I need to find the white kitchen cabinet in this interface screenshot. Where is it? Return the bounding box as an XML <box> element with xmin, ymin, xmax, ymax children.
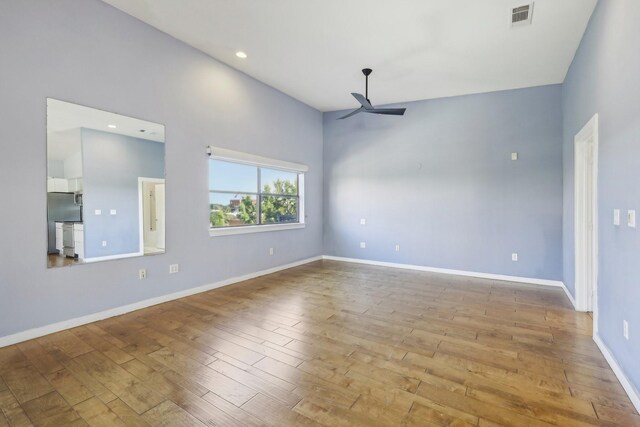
<box><xmin>73</xmin><ymin>223</ymin><xmax>84</xmax><ymax>259</ymax></box>
<box><xmin>54</xmin><ymin>222</ymin><xmax>84</xmax><ymax>259</ymax></box>
<box><xmin>68</xmin><ymin>178</ymin><xmax>83</xmax><ymax>193</ymax></box>
<box><xmin>54</xmin><ymin>178</ymin><xmax>68</xmax><ymax>192</ymax></box>
<box><xmin>55</xmin><ymin>222</ymin><xmax>63</xmax><ymax>253</ymax></box>
<box><xmin>47</xmin><ymin>178</ymin><xmax>69</xmax><ymax>192</ymax></box>
<box><xmin>47</xmin><ymin>177</ymin><xmax>83</xmax><ymax>193</ymax></box>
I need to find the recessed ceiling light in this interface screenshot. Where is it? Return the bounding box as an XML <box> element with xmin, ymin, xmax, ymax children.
<box><xmin>235</xmin><ymin>51</ymin><xmax>247</xmax><ymax>59</ymax></box>
<box><xmin>107</xmin><ymin>124</ymin><xmax>117</xmax><ymax>129</ymax></box>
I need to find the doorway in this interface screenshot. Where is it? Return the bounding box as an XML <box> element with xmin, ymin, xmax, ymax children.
<box><xmin>138</xmin><ymin>177</ymin><xmax>166</xmax><ymax>255</ymax></box>
<box><xmin>574</xmin><ymin>114</ymin><xmax>598</xmax><ymax>326</ymax></box>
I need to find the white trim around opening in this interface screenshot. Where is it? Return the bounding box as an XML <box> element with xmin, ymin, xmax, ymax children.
<box><xmin>573</xmin><ymin>113</ymin><xmax>599</xmax><ymax>331</ymax></box>
<box><xmin>138</xmin><ymin>177</ymin><xmax>166</xmax><ymax>255</ymax></box>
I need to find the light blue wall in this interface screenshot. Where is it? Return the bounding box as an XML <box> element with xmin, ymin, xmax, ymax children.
<box><xmin>81</xmin><ymin>129</ymin><xmax>165</xmax><ymax>258</ymax></box>
<box><xmin>563</xmin><ymin>0</ymin><xmax>640</xmax><ymax>393</ymax></box>
<box><xmin>323</xmin><ymin>85</ymin><xmax>563</xmax><ymax>280</ymax></box>
<box><xmin>0</xmin><ymin>0</ymin><xmax>323</xmax><ymax>338</ymax></box>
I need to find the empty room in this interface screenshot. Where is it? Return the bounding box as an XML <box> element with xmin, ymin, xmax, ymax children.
<box><xmin>1</xmin><ymin>0</ymin><xmax>639</xmax><ymax>425</ymax></box>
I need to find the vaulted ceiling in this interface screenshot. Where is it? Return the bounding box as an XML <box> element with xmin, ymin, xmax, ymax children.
<box><xmin>101</xmin><ymin>0</ymin><xmax>597</xmax><ymax>111</ymax></box>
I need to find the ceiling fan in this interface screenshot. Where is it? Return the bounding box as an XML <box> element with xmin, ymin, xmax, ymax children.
<box><xmin>338</xmin><ymin>68</ymin><xmax>406</xmax><ymax>120</ymax></box>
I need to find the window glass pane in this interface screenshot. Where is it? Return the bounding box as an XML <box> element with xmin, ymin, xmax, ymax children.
<box><xmin>209</xmin><ymin>160</ymin><xmax>257</xmax><ymax>193</ymax></box>
<box><xmin>210</xmin><ymin>193</ymin><xmax>257</xmax><ymax>227</ymax></box>
<box><xmin>260</xmin><ymin>168</ymin><xmax>298</xmax><ymax>195</ymax></box>
<box><xmin>261</xmin><ymin>195</ymin><xmax>298</xmax><ymax>224</ymax></box>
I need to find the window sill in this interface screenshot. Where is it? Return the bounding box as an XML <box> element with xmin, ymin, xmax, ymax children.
<box><xmin>209</xmin><ymin>223</ymin><xmax>305</xmax><ymax>237</ymax></box>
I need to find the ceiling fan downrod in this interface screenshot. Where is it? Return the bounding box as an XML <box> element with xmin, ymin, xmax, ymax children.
<box><xmin>337</xmin><ymin>67</ymin><xmax>406</xmax><ymax>119</ymax></box>
<box><xmin>362</xmin><ymin>68</ymin><xmax>372</xmax><ymax>102</ymax></box>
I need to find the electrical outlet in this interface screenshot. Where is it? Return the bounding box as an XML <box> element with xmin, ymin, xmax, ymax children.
<box><xmin>360</xmin><ymin>242</ymin><xmax>366</xmax><ymax>249</ymax></box>
<box><xmin>102</xmin><ymin>240</ymin><xmax>107</xmax><ymax>247</ymax></box>
<box><xmin>512</xmin><ymin>253</ymin><xmax>518</xmax><ymax>262</ymax></box>
<box><xmin>511</xmin><ymin>152</ymin><xmax>518</xmax><ymax>161</ymax></box>
<box><xmin>360</xmin><ymin>218</ymin><xmax>366</xmax><ymax>225</ymax></box>
<box><xmin>623</xmin><ymin>320</ymin><xmax>629</xmax><ymax>340</ymax></box>
<box><xmin>169</xmin><ymin>264</ymin><xmax>179</xmax><ymax>274</ymax></box>
<box><xmin>269</xmin><ymin>247</ymin><xmax>274</xmax><ymax>256</ymax></box>
<box><xmin>110</xmin><ymin>209</ymin><xmax>117</xmax><ymax>216</ymax></box>
<box><xmin>95</xmin><ymin>209</ymin><xmax>102</xmax><ymax>216</ymax></box>
<box><xmin>395</xmin><ymin>244</ymin><xmax>400</xmax><ymax>252</ymax></box>
<box><xmin>628</xmin><ymin>210</ymin><xmax>636</xmax><ymax>228</ymax></box>
<box><xmin>139</xmin><ymin>269</ymin><xmax>146</xmax><ymax>280</ymax></box>
<box><xmin>614</xmin><ymin>209</ymin><xmax>620</xmax><ymax>226</ymax></box>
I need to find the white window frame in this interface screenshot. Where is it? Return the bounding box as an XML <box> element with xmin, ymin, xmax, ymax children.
<box><xmin>207</xmin><ymin>147</ymin><xmax>307</xmax><ymax>237</ymax></box>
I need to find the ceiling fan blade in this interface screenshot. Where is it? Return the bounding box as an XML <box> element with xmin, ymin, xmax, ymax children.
<box><xmin>337</xmin><ymin>107</ymin><xmax>364</xmax><ymax>120</ymax></box>
<box><xmin>368</xmin><ymin>108</ymin><xmax>406</xmax><ymax>116</ymax></box>
<box><xmin>351</xmin><ymin>93</ymin><xmax>373</xmax><ymax>110</ymax></box>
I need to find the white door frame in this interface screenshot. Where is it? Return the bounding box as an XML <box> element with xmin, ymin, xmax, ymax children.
<box><xmin>574</xmin><ymin>114</ymin><xmax>599</xmax><ymax>328</ymax></box>
<box><xmin>155</xmin><ymin>183</ymin><xmax>166</xmax><ymax>250</ymax></box>
<box><xmin>138</xmin><ymin>177</ymin><xmax>165</xmax><ymax>255</ymax></box>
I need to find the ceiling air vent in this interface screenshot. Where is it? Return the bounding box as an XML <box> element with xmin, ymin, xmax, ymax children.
<box><xmin>511</xmin><ymin>3</ymin><xmax>534</xmax><ymax>27</ymax></box>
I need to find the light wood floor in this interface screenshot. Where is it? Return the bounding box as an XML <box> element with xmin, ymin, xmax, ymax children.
<box><xmin>1</xmin><ymin>260</ymin><xmax>638</xmax><ymax>426</ymax></box>
<box><xmin>47</xmin><ymin>254</ymin><xmax>83</xmax><ymax>269</ymax></box>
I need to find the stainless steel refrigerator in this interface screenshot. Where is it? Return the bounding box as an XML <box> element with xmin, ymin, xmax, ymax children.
<box><xmin>47</xmin><ymin>192</ymin><xmax>82</xmax><ymax>254</ymax></box>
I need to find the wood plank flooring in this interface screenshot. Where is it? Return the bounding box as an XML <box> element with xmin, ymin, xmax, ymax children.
<box><xmin>1</xmin><ymin>260</ymin><xmax>638</xmax><ymax>426</ymax></box>
<box><xmin>47</xmin><ymin>255</ymin><xmax>83</xmax><ymax>268</ymax></box>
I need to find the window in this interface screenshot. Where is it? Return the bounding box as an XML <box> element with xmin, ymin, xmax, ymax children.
<box><xmin>207</xmin><ymin>147</ymin><xmax>307</xmax><ymax>235</ymax></box>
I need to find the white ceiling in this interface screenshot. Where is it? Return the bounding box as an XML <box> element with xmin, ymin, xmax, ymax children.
<box><xmin>101</xmin><ymin>0</ymin><xmax>597</xmax><ymax>112</ymax></box>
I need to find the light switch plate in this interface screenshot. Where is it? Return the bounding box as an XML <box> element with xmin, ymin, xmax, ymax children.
<box><xmin>614</xmin><ymin>209</ymin><xmax>620</xmax><ymax>226</ymax></box>
<box><xmin>360</xmin><ymin>218</ymin><xmax>366</xmax><ymax>225</ymax></box>
<box><xmin>511</xmin><ymin>253</ymin><xmax>518</xmax><ymax>262</ymax></box>
<box><xmin>628</xmin><ymin>210</ymin><xmax>636</xmax><ymax>228</ymax></box>
<box><xmin>95</xmin><ymin>209</ymin><xmax>102</xmax><ymax>216</ymax></box>
<box><xmin>360</xmin><ymin>242</ymin><xmax>366</xmax><ymax>249</ymax></box>
<box><xmin>110</xmin><ymin>209</ymin><xmax>117</xmax><ymax>215</ymax></box>
<box><xmin>511</xmin><ymin>152</ymin><xmax>518</xmax><ymax>161</ymax></box>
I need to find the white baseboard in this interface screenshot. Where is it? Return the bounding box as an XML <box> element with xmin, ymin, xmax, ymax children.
<box><xmin>324</xmin><ymin>256</ymin><xmax>640</xmax><ymax>409</ymax></box>
<box><xmin>6</xmin><ymin>252</ymin><xmax>635</xmax><ymax>413</ymax></box>
<box><xmin>322</xmin><ymin>255</ymin><xmax>565</xmax><ymax>288</ymax></box>
<box><xmin>0</xmin><ymin>255</ymin><xmax>569</xmax><ymax>348</ymax></box>
<box><xmin>593</xmin><ymin>334</ymin><xmax>640</xmax><ymax>413</ymax></box>
<box><xmin>0</xmin><ymin>255</ymin><xmax>322</xmax><ymax>348</ymax></box>
<box><xmin>560</xmin><ymin>282</ymin><xmax>577</xmax><ymax>309</ymax></box>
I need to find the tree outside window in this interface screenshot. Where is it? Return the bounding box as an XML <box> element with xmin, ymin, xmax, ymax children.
<box><xmin>209</xmin><ymin>160</ymin><xmax>302</xmax><ymax>228</ymax></box>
